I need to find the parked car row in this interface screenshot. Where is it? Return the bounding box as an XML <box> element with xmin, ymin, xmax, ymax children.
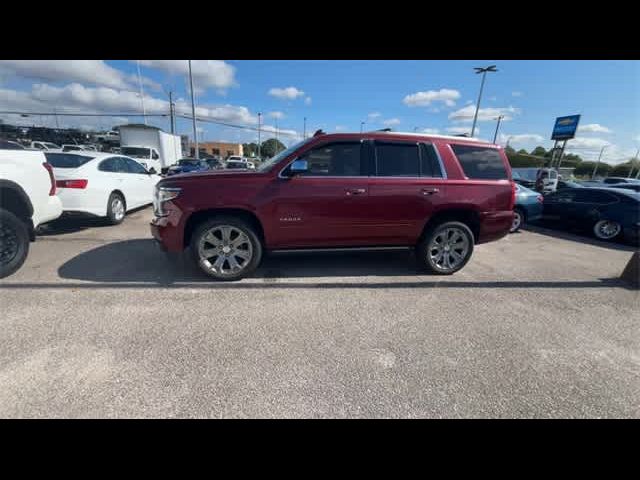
<box><xmin>1</xmin><ymin>149</ymin><xmax>161</xmax><ymax>278</ymax></box>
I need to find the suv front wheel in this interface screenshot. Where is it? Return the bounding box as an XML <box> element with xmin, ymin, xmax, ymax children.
<box><xmin>190</xmin><ymin>216</ymin><xmax>263</xmax><ymax>281</ymax></box>
<box><xmin>0</xmin><ymin>209</ymin><xmax>30</xmax><ymax>279</ymax></box>
<box><xmin>418</xmin><ymin>221</ymin><xmax>475</xmax><ymax>275</ymax></box>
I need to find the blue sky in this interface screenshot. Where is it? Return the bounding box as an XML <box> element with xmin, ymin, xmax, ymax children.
<box><xmin>0</xmin><ymin>60</ymin><xmax>638</xmax><ymax>163</ymax></box>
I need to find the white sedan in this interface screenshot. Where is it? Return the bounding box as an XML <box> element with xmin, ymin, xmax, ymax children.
<box><xmin>45</xmin><ymin>152</ymin><xmax>161</xmax><ymax>224</ymax></box>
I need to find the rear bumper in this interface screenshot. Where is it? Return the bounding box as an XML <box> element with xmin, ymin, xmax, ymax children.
<box><xmin>477</xmin><ymin>210</ymin><xmax>513</xmax><ymax>244</ymax></box>
<box><xmin>32</xmin><ymin>195</ymin><xmax>63</xmax><ymax>228</ymax></box>
<box><xmin>522</xmin><ymin>203</ymin><xmax>543</xmax><ymax>222</ymax></box>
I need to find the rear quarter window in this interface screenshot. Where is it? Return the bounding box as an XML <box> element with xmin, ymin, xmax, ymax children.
<box><xmin>44</xmin><ymin>153</ymin><xmax>94</xmax><ymax>168</ymax></box>
<box><xmin>450</xmin><ymin>144</ymin><xmax>508</xmax><ymax>180</ymax></box>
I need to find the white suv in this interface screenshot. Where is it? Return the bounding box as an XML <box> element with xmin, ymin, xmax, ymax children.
<box><xmin>0</xmin><ymin>150</ymin><xmax>62</xmax><ymax>278</ymax></box>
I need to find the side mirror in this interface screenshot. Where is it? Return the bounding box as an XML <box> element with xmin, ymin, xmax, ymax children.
<box><xmin>148</xmin><ymin>167</ymin><xmax>157</xmax><ymax>175</ymax></box>
<box><xmin>288</xmin><ymin>159</ymin><xmax>308</xmax><ymax>177</ymax></box>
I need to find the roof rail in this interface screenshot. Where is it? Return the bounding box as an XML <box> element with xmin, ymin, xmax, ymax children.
<box><xmin>313</xmin><ymin>129</ymin><xmax>325</xmax><ymax>137</ymax></box>
<box><xmin>377</xmin><ymin>128</ymin><xmax>392</xmax><ymax>132</ymax></box>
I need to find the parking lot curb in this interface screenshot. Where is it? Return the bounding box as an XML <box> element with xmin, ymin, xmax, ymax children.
<box><xmin>620</xmin><ymin>251</ymin><xmax>640</xmax><ymax>289</ymax></box>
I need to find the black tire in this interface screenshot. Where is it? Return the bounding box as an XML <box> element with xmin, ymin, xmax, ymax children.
<box><xmin>592</xmin><ymin>219</ymin><xmax>622</xmax><ymax>242</ymax></box>
<box><xmin>190</xmin><ymin>216</ymin><xmax>263</xmax><ymax>281</ymax></box>
<box><xmin>510</xmin><ymin>207</ymin><xmax>526</xmax><ymax>233</ymax></box>
<box><xmin>417</xmin><ymin>221</ymin><xmax>475</xmax><ymax>275</ymax></box>
<box><xmin>0</xmin><ymin>208</ymin><xmax>30</xmax><ymax>279</ymax></box>
<box><xmin>106</xmin><ymin>192</ymin><xmax>126</xmax><ymax>225</ymax></box>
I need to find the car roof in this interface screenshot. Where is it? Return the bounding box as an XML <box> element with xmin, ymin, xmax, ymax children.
<box><xmin>580</xmin><ymin>186</ymin><xmax>640</xmax><ymax>197</ymax></box>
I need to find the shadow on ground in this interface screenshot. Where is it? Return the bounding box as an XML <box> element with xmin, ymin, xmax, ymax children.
<box><xmin>525</xmin><ymin>221</ymin><xmax>638</xmax><ymax>252</ymax></box>
<box><xmin>0</xmin><ymin>238</ymin><xmax>615</xmax><ymax>290</ymax></box>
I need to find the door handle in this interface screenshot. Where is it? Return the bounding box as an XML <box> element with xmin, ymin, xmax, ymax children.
<box><xmin>346</xmin><ymin>188</ymin><xmax>367</xmax><ymax>196</ymax></box>
<box><xmin>421</xmin><ymin>187</ymin><xmax>439</xmax><ymax>195</ymax></box>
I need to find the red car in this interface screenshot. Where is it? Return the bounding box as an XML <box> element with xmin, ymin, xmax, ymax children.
<box><xmin>151</xmin><ymin>131</ymin><xmax>515</xmax><ymax>280</ymax></box>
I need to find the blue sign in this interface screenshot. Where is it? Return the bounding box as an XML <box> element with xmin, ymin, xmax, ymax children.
<box><xmin>551</xmin><ymin>115</ymin><xmax>581</xmax><ymax>140</ymax></box>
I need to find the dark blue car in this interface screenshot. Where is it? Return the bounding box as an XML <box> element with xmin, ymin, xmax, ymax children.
<box><xmin>543</xmin><ymin>187</ymin><xmax>640</xmax><ymax>244</ymax></box>
<box><xmin>166</xmin><ymin>158</ymin><xmax>210</xmax><ymax>176</ymax></box>
<box><xmin>511</xmin><ymin>184</ymin><xmax>544</xmax><ymax>233</ymax></box>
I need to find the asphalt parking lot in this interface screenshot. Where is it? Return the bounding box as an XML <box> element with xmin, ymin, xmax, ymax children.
<box><xmin>0</xmin><ymin>207</ymin><xmax>638</xmax><ymax>418</ymax></box>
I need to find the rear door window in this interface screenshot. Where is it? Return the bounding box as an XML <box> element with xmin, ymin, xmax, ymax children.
<box><xmin>450</xmin><ymin>144</ymin><xmax>508</xmax><ymax>180</ymax></box>
<box><xmin>375</xmin><ymin>142</ymin><xmax>420</xmax><ymax>177</ymax></box>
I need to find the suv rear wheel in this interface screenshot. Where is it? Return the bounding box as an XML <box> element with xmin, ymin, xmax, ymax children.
<box><xmin>190</xmin><ymin>216</ymin><xmax>262</xmax><ymax>281</ymax></box>
<box><xmin>0</xmin><ymin>209</ymin><xmax>30</xmax><ymax>279</ymax></box>
<box><xmin>418</xmin><ymin>221</ymin><xmax>474</xmax><ymax>275</ymax></box>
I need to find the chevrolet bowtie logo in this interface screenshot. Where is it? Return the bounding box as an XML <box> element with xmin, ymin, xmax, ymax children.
<box><xmin>558</xmin><ymin>118</ymin><xmax>575</xmax><ymax>126</ymax></box>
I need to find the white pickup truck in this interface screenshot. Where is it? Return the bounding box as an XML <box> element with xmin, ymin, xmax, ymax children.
<box><xmin>0</xmin><ymin>150</ymin><xmax>63</xmax><ymax>278</ymax></box>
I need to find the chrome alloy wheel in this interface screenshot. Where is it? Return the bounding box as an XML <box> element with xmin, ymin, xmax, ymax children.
<box><xmin>111</xmin><ymin>197</ymin><xmax>125</xmax><ymax>221</ymax></box>
<box><xmin>197</xmin><ymin>225</ymin><xmax>254</xmax><ymax>277</ymax></box>
<box><xmin>428</xmin><ymin>227</ymin><xmax>471</xmax><ymax>273</ymax></box>
<box><xmin>510</xmin><ymin>210</ymin><xmax>522</xmax><ymax>232</ymax></box>
<box><xmin>593</xmin><ymin>219</ymin><xmax>621</xmax><ymax>240</ymax></box>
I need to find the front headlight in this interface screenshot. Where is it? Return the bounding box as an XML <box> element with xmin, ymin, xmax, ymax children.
<box><xmin>153</xmin><ymin>185</ymin><xmax>181</xmax><ymax>217</ymax></box>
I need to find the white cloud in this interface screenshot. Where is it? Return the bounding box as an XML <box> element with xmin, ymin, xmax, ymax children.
<box><xmin>0</xmin><ymin>83</ymin><xmax>260</xmax><ymax>131</ymax></box>
<box><xmin>269</xmin><ymin>111</ymin><xmax>285</xmax><ymax>119</ymax></box>
<box><xmin>367</xmin><ymin>112</ymin><xmax>382</xmax><ymax>120</ymax></box>
<box><xmin>498</xmin><ymin>133</ymin><xmax>544</xmax><ymax>145</ymax></box>
<box><xmin>578</xmin><ymin>123</ymin><xmax>612</xmax><ymax>134</ymax></box>
<box><xmin>137</xmin><ymin>60</ymin><xmax>236</xmax><ymax>92</ymax></box>
<box><xmin>383</xmin><ymin>118</ymin><xmax>401</xmax><ymax>126</ymax></box>
<box><xmin>268</xmin><ymin>86</ymin><xmax>305</xmax><ymax>100</ymax></box>
<box><xmin>334</xmin><ymin>125</ymin><xmax>346</xmax><ymax>131</ymax></box>
<box><xmin>446</xmin><ymin>126</ymin><xmax>478</xmax><ymax>135</ymax></box>
<box><xmin>0</xmin><ymin>60</ymin><xmax>146</xmax><ymax>90</ymax></box>
<box><xmin>421</xmin><ymin>128</ymin><xmax>440</xmax><ymax>134</ymax></box>
<box><xmin>465</xmin><ymin>100</ymin><xmax>473</xmax><ymax>105</ymax></box>
<box><xmin>511</xmin><ymin>91</ymin><xmax>523</xmax><ymax>97</ymax></box>
<box><xmin>449</xmin><ymin>105</ymin><xmax>520</xmax><ymax>122</ymax></box>
<box><xmin>304</xmin><ymin>96</ymin><xmax>312</xmax><ymax>105</ymax></box>
<box><xmin>403</xmin><ymin>88</ymin><xmax>461</xmax><ymax>107</ymax></box>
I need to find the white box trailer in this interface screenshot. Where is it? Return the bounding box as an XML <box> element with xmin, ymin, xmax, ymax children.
<box><xmin>119</xmin><ymin>124</ymin><xmax>182</xmax><ymax>173</ymax></box>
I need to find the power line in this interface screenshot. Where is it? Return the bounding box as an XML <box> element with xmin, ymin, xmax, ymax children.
<box><xmin>0</xmin><ymin>111</ymin><xmax>168</xmax><ymax>118</ymax></box>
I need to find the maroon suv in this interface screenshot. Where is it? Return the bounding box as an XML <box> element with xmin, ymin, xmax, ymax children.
<box><xmin>151</xmin><ymin>131</ymin><xmax>515</xmax><ymax>280</ymax></box>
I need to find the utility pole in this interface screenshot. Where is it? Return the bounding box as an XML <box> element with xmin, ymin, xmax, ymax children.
<box><xmin>168</xmin><ymin>91</ymin><xmax>175</xmax><ymax>134</ymax></box>
<box><xmin>471</xmin><ymin>65</ymin><xmax>498</xmax><ymax>138</ymax></box>
<box><xmin>303</xmin><ymin>117</ymin><xmax>307</xmax><ymax>139</ymax></box>
<box><xmin>628</xmin><ymin>148</ymin><xmax>639</xmax><ymax>178</ymax></box>
<box><xmin>592</xmin><ymin>145</ymin><xmax>607</xmax><ymax>179</ymax></box>
<box><xmin>136</xmin><ymin>60</ymin><xmax>147</xmax><ymax>125</ymax></box>
<box><xmin>188</xmin><ymin>60</ymin><xmax>199</xmax><ymax>159</ymax></box>
<box><xmin>257</xmin><ymin>112</ymin><xmax>262</xmax><ymax>159</ymax></box>
<box><xmin>492</xmin><ymin>115</ymin><xmax>504</xmax><ymax>144</ymax></box>
<box><xmin>360</xmin><ymin>121</ymin><xmax>365</xmax><ymax>133</ymax></box>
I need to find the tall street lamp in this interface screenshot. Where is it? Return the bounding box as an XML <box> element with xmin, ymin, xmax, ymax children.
<box><xmin>492</xmin><ymin>115</ymin><xmax>504</xmax><ymax>144</ymax></box>
<box><xmin>592</xmin><ymin>145</ymin><xmax>608</xmax><ymax>179</ymax></box>
<box><xmin>188</xmin><ymin>60</ymin><xmax>199</xmax><ymax>159</ymax></box>
<box><xmin>471</xmin><ymin>65</ymin><xmax>498</xmax><ymax>138</ymax></box>
<box><xmin>360</xmin><ymin>121</ymin><xmax>365</xmax><ymax>133</ymax></box>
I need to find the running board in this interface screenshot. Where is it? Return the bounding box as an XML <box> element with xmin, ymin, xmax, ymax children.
<box><xmin>270</xmin><ymin>246</ymin><xmax>412</xmax><ymax>254</ymax></box>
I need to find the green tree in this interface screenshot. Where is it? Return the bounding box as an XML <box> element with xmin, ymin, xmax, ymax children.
<box><xmin>260</xmin><ymin>138</ymin><xmax>286</xmax><ymax>158</ymax></box>
<box><xmin>517</xmin><ymin>149</ymin><xmax>528</xmax><ymax>155</ymax></box>
<box><xmin>242</xmin><ymin>142</ymin><xmax>259</xmax><ymax>157</ymax></box>
<box><xmin>610</xmin><ymin>162</ymin><xmax>634</xmax><ymax>177</ymax></box>
<box><xmin>530</xmin><ymin>146</ymin><xmax>547</xmax><ymax>157</ymax></box>
<box><xmin>504</xmin><ymin>145</ymin><xmax>516</xmax><ymax>156</ymax></box>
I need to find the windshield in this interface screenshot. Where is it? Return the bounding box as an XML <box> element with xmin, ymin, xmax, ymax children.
<box><xmin>511</xmin><ymin>168</ymin><xmax>539</xmax><ymax>181</ymax></box>
<box><xmin>256</xmin><ymin>139</ymin><xmax>313</xmax><ymax>173</ymax></box>
<box><xmin>121</xmin><ymin>147</ymin><xmax>151</xmax><ymax>158</ymax></box>
<box><xmin>45</xmin><ymin>153</ymin><xmax>94</xmax><ymax>168</ymax></box>
<box><xmin>44</xmin><ymin>142</ymin><xmax>60</xmax><ymax>149</ymax></box>
<box><xmin>177</xmin><ymin>159</ymin><xmax>199</xmax><ymax>166</ymax></box>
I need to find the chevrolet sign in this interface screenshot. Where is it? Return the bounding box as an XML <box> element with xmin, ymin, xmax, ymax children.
<box><xmin>551</xmin><ymin>115</ymin><xmax>581</xmax><ymax>140</ymax></box>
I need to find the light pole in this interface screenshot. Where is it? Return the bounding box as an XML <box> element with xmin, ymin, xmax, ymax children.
<box><xmin>628</xmin><ymin>148</ymin><xmax>639</xmax><ymax>178</ymax></box>
<box><xmin>136</xmin><ymin>60</ymin><xmax>147</xmax><ymax>125</ymax></box>
<box><xmin>492</xmin><ymin>115</ymin><xmax>504</xmax><ymax>144</ymax></box>
<box><xmin>257</xmin><ymin>112</ymin><xmax>262</xmax><ymax>159</ymax></box>
<box><xmin>360</xmin><ymin>121</ymin><xmax>365</xmax><ymax>133</ymax></box>
<box><xmin>188</xmin><ymin>60</ymin><xmax>199</xmax><ymax>159</ymax></box>
<box><xmin>471</xmin><ymin>65</ymin><xmax>498</xmax><ymax>138</ymax></box>
<box><xmin>303</xmin><ymin>117</ymin><xmax>307</xmax><ymax>139</ymax></box>
<box><xmin>505</xmin><ymin>136</ymin><xmax>513</xmax><ymax>149</ymax></box>
<box><xmin>592</xmin><ymin>145</ymin><xmax>608</xmax><ymax>179</ymax></box>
